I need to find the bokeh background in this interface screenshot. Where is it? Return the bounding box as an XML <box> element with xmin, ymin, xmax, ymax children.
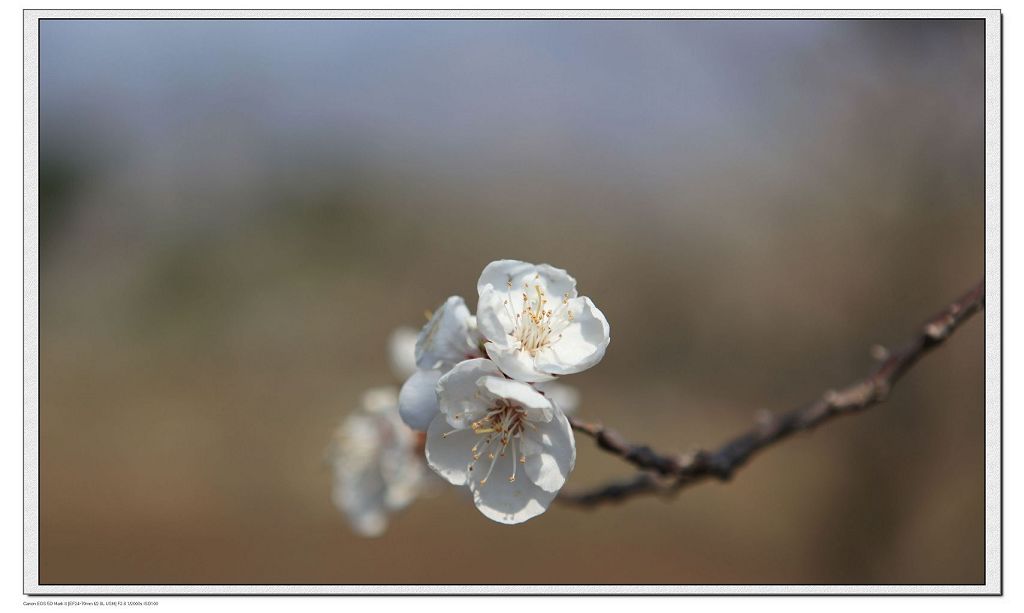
<box><xmin>38</xmin><ymin>19</ymin><xmax>986</xmax><ymax>585</ymax></box>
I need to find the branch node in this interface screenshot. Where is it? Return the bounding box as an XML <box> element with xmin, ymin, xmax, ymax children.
<box><xmin>925</xmin><ymin>320</ymin><xmax>950</xmax><ymax>342</ymax></box>
<box><xmin>755</xmin><ymin>409</ymin><xmax>775</xmax><ymax>434</ymax></box>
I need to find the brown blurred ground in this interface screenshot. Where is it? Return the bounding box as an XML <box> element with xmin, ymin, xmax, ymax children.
<box><xmin>37</xmin><ymin>19</ymin><xmax>985</xmax><ymax>585</ymax></box>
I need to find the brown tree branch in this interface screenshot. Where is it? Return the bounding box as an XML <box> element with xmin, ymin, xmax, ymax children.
<box><xmin>561</xmin><ymin>280</ymin><xmax>985</xmax><ymax>507</ymax></box>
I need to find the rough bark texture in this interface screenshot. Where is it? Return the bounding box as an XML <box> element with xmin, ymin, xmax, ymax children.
<box><xmin>562</xmin><ymin>280</ymin><xmax>985</xmax><ymax>507</ymax></box>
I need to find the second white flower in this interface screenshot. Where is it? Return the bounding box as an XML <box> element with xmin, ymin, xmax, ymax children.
<box><xmin>425</xmin><ymin>358</ymin><xmax>576</xmax><ymax>524</ymax></box>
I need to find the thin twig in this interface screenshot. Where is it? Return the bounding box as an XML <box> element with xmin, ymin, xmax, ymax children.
<box><xmin>561</xmin><ymin>280</ymin><xmax>985</xmax><ymax>507</ymax></box>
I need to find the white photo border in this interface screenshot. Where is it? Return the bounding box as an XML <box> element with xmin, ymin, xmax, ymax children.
<box><xmin>22</xmin><ymin>8</ymin><xmax>1002</xmax><ymax>596</ymax></box>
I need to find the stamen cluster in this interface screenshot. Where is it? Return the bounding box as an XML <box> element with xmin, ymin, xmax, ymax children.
<box><xmin>504</xmin><ymin>280</ymin><xmax>574</xmax><ymax>356</ymax></box>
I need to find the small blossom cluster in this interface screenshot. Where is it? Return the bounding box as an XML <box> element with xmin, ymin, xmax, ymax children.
<box><xmin>398</xmin><ymin>260</ymin><xmax>610</xmax><ymax>524</ymax></box>
<box><xmin>326</xmin><ymin>329</ymin><xmax>427</xmax><ymax>537</ymax></box>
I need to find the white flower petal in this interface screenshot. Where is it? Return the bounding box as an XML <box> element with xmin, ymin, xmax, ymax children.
<box><xmin>416</xmin><ymin>295</ymin><xmax>480</xmax><ymax>370</ymax></box>
<box><xmin>532</xmin><ymin>263</ymin><xmax>578</xmax><ymax>300</ymax></box>
<box><xmin>477</xmin><ymin>259</ymin><xmax>578</xmax><ymax>300</ymax></box>
<box><xmin>518</xmin><ymin>434</ymin><xmax>542</xmax><ymax>457</ymax></box>
<box><xmin>388</xmin><ymin>327</ymin><xmax>419</xmax><ymax>380</ymax></box>
<box><xmin>477</xmin><ymin>260</ymin><xmax>536</xmax><ymax>294</ymax></box>
<box><xmin>477</xmin><ymin>376</ymin><xmax>553</xmax><ymax>423</ymax></box>
<box><xmin>383</xmin><ymin>465</ymin><xmax>424</xmax><ymax>510</ymax></box>
<box><xmin>523</xmin><ymin>408</ymin><xmax>575</xmax><ymax>492</ymax></box>
<box><xmin>485</xmin><ymin>342</ymin><xmax>556</xmax><ymax>383</ymax></box>
<box><xmin>348</xmin><ymin>508</ymin><xmax>388</xmax><ymax>538</ymax></box>
<box><xmin>329</xmin><ymin>387</ymin><xmax>425</xmax><ymax>537</ymax></box>
<box><xmin>361</xmin><ymin>387</ymin><xmax>400</xmax><ymax>415</ymax></box>
<box><xmin>475</xmin><ymin>288</ymin><xmax>514</xmax><ymax>345</ymax></box>
<box><xmin>534</xmin><ymin>297</ymin><xmax>610</xmax><ymax>375</ymax></box>
<box><xmin>436</xmin><ymin>358</ymin><xmax>504</xmax><ymax>427</ymax></box>
<box><xmin>333</xmin><ymin>468</ymin><xmax>385</xmax><ymax>526</ymax></box>
<box><xmin>468</xmin><ymin>451</ymin><xmax>559</xmax><ymax>524</ymax></box>
<box><xmin>532</xmin><ymin>381</ymin><xmax>580</xmax><ymax>415</ymax></box>
<box><xmin>425</xmin><ymin>413</ymin><xmax>476</xmax><ymax>486</ymax></box>
<box><xmin>398</xmin><ymin>370</ymin><xmax>442</xmax><ymax>431</ymax></box>
<box><xmin>379</xmin><ymin>440</ymin><xmax>425</xmax><ymax>510</ymax></box>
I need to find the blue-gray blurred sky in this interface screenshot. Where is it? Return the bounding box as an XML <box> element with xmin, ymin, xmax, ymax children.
<box><xmin>41</xmin><ymin>19</ymin><xmax>982</xmax><ymax>233</ymax></box>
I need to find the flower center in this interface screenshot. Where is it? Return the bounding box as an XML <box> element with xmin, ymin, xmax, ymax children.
<box><xmin>503</xmin><ymin>279</ymin><xmax>573</xmax><ymax>356</ymax></box>
<box><xmin>465</xmin><ymin>400</ymin><xmax>531</xmax><ymax>486</ymax></box>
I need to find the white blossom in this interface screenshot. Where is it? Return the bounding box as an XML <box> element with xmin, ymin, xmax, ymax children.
<box><xmin>476</xmin><ymin>260</ymin><xmax>610</xmax><ymax>382</ymax></box>
<box><xmin>328</xmin><ymin>387</ymin><xmax>425</xmax><ymax>537</ymax></box>
<box><xmin>388</xmin><ymin>327</ymin><xmax>419</xmax><ymax>380</ymax></box>
<box><xmin>415</xmin><ymin>295</ymin><xmax>483</xmax><ymax>371</ymax></box>
<box><xmin>399</xmin><ymin>296</ymin><xmax>484</xmax><ymax>431</ymax></box>
<box><xmin>425</xmin><ymin>358</ymin><xmax>576</xmax><ymax>524</ymax></box>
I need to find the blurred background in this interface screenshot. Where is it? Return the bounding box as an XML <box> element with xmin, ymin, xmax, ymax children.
<box><xmin>38</xmin><ymin>19</ymin><xmax>985</xmax><ymax>585</ymax></box>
